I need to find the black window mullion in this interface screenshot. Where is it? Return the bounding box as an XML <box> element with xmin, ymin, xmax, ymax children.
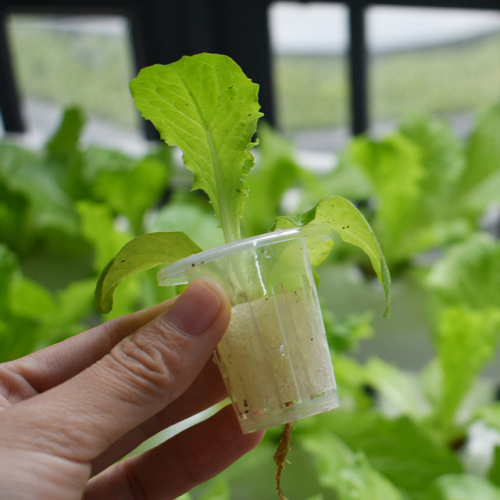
<box><xmin>348</xmin><ymin>0</ymin><xmax>369</xmax><ymax>135</ymax></box>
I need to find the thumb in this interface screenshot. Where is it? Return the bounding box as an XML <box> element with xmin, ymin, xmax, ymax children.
<box><xmin>7</xmin><ymin>278</ymin><xmax>231</xmax><ymax>463</ymax></box>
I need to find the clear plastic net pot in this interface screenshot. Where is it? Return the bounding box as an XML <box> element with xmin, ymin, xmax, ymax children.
<box><xmin>158</xmin><ymin>226</ymin><xmax>339</xmax><ymax>433</ymax></box>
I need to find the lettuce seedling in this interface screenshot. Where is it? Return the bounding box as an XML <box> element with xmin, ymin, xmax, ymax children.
<box><xmin>95</xmin><ymin>53</ymin><xmax>390</xmax><ymax>315</ymax></box>
<box><xmin>94</xmin><ymin>52</ymin><xmax>391</xmax><ymax>500</ymax></box>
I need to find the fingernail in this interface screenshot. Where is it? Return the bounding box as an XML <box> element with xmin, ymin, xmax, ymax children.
<box><xmin>164</xmin><ymin>278</ymin><xmax>226</xmax><ymax>337</ymax></box>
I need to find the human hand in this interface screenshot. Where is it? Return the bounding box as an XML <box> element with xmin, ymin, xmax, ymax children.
<box><xmin>0</xmin><ymin>278</ymin><xmax>263</xmax><ymax>499</ymax></box>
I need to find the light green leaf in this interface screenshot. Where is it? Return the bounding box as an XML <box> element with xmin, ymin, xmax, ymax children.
<box><xmin>9</xmin><ymin>276</ymin><xmax>56</xmax><ymax>321</ymax></box>
<box><xmin>80</xmin><ymin>146</ymin><xmax>136</xmax><ymax>184</ymax></box>
<box><xmin>399</xmin><ymin>114</ymin><xmax>475</xmax><ymax>246</ymax></box>
<box><xmin>324</xmin><ymin>310</ymin><xmax>373</xmax><ymax>355</ymax></box>
<box><xmin>0</xmin><ymin>143</ymin><xmax>79</xmax><ymax>240</ymax></box>
<box><xmin>94</xmin><ymin>155</ymin><xmax>169</xmax><ymax>233</ymax></box>
<box><xmin>241</xmin><ymin>121</ymin><xmax>324</xmax><ymax>237</ymax></box>
<box><xmin>475</xmin><ymin>402</ymin><xmax>500</xmax><ymax>433</ymax></box>
<box><xmin>150</xmin><ymin>193</ymin><xmax>224</xmax><ymax>250</ymax></box>
<box><xmin>305</xmin><ymin>411</ymin><xmax>462</xmax><ymax>498</ymax></box>
<box><xmin>419</xmin><ymin>359</ymin><xmax>443</xmax><ymax>412</ymax></box>
<box><xmin>427</xmin><ymin>235</ymin><xmax>500</xmax><ymax>433</ymax></box>
<box><xmin>427</xmin><ymin>233</ymin><xmax>500</xmax><ymax>310</ymax></box>
<box><xmin>426</xmin><ymin>474</ymin><xmax>500</xmax><ymax>500</ymax></box>
<box><xmin>434</xmin><ymin>306</ymin><xmax>500</xmax><ymax>433</ymax></box>
<box><xmin>276</xmin><ymin>195</ymin><xmax>391</xmax><ymax>316</ymax></box>
<box><xmin>318</xmin><ymin>151</ymin><xmax>372</xmax><ymax>202</ymax></box>
<box><xmin>34</xmin><ymin>279</ymin><xmax>97</xmax><ymax>348</ymax></box>
<box><xmin>363</xmin><ymin>357</ymin><xmax>430</xmax><ymax>418</ymax></box>
<box><xmin>303</xmin><ymin>433</ymin><xmax>405</xmax><ymax>500</ymax></box>
<box><xmin>199</xmin><ymin>479</ymin><xmax>230</xmax><ymax>500</ymax></box>
<box><xmin>96</xmin><ymin>232</ymin><xmax>202</xmax><ymax>313</ymax></box>
<box><xmin>400</xmin><ymin>113</ymin><xmax>465</xmax><ymax>207</ymax></box>
<box><xmin>327</xmin><ymin>355</ymin><xmax>376</xmax><ymax>409</ymax></box>
<box><xmin>457</xmin><ymin>104</ymin><xmax>500</xmax><ymax>211</ymax></box>
<box><xmin>130</xmin><ymin>53</ymin><xmax>263</xmax><ymax>243</ymax></box>
<box><xmin>77</xmin><ymin>201</ymin><xmax>133</xmax><ymax>272</ymax></box>
<box><xmin>348</xmin><ymin>133</ymin><xmax>425</xmax><ymax>263</ymax></box>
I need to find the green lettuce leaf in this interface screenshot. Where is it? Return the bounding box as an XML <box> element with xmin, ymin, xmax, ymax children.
<box><xmin>302</xmin><ymin>411</ymin><xmax>462</xmax><ymax>499</ymax></box>
<box><xmin>302</xmin><ymin>432</ymin><xmax>405</xmax><ymax>500</ymax></box>
<box><xmin>95</xmin><ymin>232</ymin><xmax>202</xmax><ymax>313</ymax></box>
<box><xmin>45</xmin><ymin>106</ymin><xmax>85</xmax><ymax>159</ymax></box>
<box><xmin>199</xmin><ymin>479</ymin><xmax>230</xmax><ymax>500</ymax></box>
<box><xmin>97</xmin><ymin>54</ymin><xmax>389</xmax><ymax>316</ymax></box>
<box><xmin>93</xmin><ymin>155</ymin><xmax>168</xmax><ymax>234</ymax></box>
<box><xmin>9</xmin><ymin>276</ymin><xmax>56</xmax><ymax>322</ymax></box>
<box><xmin>425</xmin><ymin>474</ymin><xmax>500</xmax><ymax>500</ymax></box>
<box><xmin>276</xmin><ymin>195</ymin><xmax>391</xmax><ymax>316</ymax></box>
<box><xmin>241</xmin><ymin>122</ymin><xmax>324</xmax><ymax>238</ymax></box>
<box><xmin>427</xmin><ymin>233</ymin><xmax>500</xmax><ymax>310</ymax></box>
<box><xmin>426</xmin><ymin>234</ymin><xmax>500</xmax><ymax>432</ymax></box>
<box><xmin>457</xmin><ymin>104</ymin><xmax>500</xmax><ymax>212</ymax></box>
<box><xmin>400</xmin><ymin>113</ymin><xmax>465</xmax><ymax>201</ymax></box>
<box><xmin>490</xmin><ymin>447</ymin><xmax>500</xmax><ymax>487</ymax></box>
<box><xmin>35</xmin><ymin>279</ymin><xmax>97</xmax><ymax>348</ymax></box>
<box><xmin>348</xmin><ymin>133</ymin><xmax>425</xmax><ymax>263</ymax></box>
<box><xmin>363</xmin><ymin>357</ymin><xmax>430</xmax><ymax>418</ymax></box>
<box><xmin>433</xmin><ymin>306</ymin><xmax>500</xmax><ymax>433</ymax></box>
<box><xmin>150</xmin><ymin>192</ymin><xmax>224</xmax><ymax>250</ymax></box>
<box><xmin>130</xmin><ymin>53</ymin><xmax>262</xmax><ymax>243</ymax></box>
<box><xmin>0</xmin><ymin>244</ymin><xmax>18</xmax><ymax>317</ymax></box>
<box><xmin>77</xmin><ymin>201</ymin><xmax>133</xmax><ymax>272</ymax></box>
<box><xmin>475</xmin><ymin>402</ymin><xmax>500</xmax><ymax>433</ymax></box>
<box><xmin>0</xmin><ymin>143</ymin><xmax>80</xmax><ymax>245</ymax></box>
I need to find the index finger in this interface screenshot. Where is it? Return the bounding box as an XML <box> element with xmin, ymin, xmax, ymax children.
<box><xmin>2</xmin><ymin>297</ymin><xmax>177</xmax><ymax>396</ymax></box>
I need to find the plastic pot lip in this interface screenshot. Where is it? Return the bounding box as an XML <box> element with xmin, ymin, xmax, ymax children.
<box><xmin>157</xmin><ymin>224</ymin><xmax>332</xmax><ymax>285</ymax></box>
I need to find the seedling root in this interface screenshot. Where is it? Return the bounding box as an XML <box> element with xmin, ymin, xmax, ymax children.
<box><xmin>274</xmin><ymin>421</ymin><xmax>294</xmax><ymax>500</ymax></box>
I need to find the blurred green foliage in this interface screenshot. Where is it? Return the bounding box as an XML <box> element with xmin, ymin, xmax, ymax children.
<box><xmin>1</xmin><ymin>103</ymin><xmax>500</xmax><ymax>499</ymax></box>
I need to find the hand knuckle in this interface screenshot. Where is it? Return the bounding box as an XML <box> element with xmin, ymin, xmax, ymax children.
<box><xmin>108</xmin><ymin>326</ymin><xmax>182</xmax><ymax>396</ymax></box>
